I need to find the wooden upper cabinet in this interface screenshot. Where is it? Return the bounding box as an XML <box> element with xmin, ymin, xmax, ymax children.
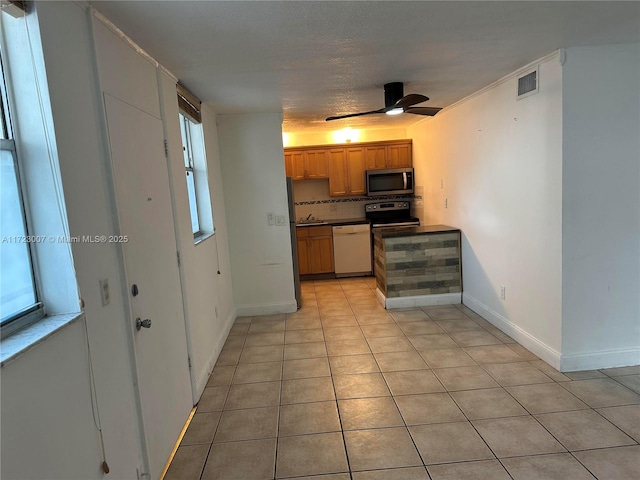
<box><xmin>346</xmin><ymin>147</ymin><xmax>366</xmax><ymax>195</ymax></box>
<box><xmin>363</xmin><ymin>140</ymin><xmax>412</xmax><ymax>170</ymax></box>
<box><xmin>328</xmin><ymin>148</ymin><xmax>348</xmax><ymax>196</ymax></box>
<box><xmin>285</xmin><ymin>148</ymin><xmax>328</xmax><ymax>180</ymax></box>
<box><xmin>285</xmin><ymin>150</ymin><xmax>305</xmax><ymax>180</ymax></box>
<box><xmin>328</xmin><ymin>147</ymin><xmax>366</xmax><ymax>197</ymax></box>
<box><xmin>387</xmin><ymin>142</ymin><xmax>412</xmax><ymax>168</ymax></box>
<box><xmin>285</xmin><ymin>139</ymin><xmax>411</xmax><ymax>192</ymax></box>
<box><xmin>305</xmin><ymin>149</ymin><xmax>329</xmax><ymax>178</ymax></box>
<box><xmin>284</xmin><ymin>152</ymin><xmax>293</xmax><ymax>177</ymax></box>
<box><xmin>365</xmin><ymin>145</ymin><xmax>387</xmax><ymax>170</ymax></box>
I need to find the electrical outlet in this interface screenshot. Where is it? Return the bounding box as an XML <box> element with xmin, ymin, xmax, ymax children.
<box><xmin>329</xmin><ymin>204</ymin><xmax>337</xmax><ymax>212</ymax></box>
<box><xmin>500</xmin><ymin>285</ymin><xmax>506</xmax><ymax>300</ymax></box>
<box><xmin>267</xmin><ymin>212</ymin><xmax>275</xmax><ymax>226</ymax></box>
<box><xmin>99</xmin><ymin>278</ymin><xmax>110</xmax><ymax>306</ymax></box>
<box><xmin>275</xmin><ymin>215</ymin><xmax>286</xmax><ymax>226</ymax></box>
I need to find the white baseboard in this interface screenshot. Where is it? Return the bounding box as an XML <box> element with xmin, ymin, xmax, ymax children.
<box><xmin>560</xmin><ymin>348</ymin><xmax>640</xmax><ymax>372</ymax></box>
<box><xmin>462</xmin><ymin>293</ymin><xmax>562</xmax><ymax>370</ymax></box>
<box><xmin>192</xmin><ymin>307</ymin><xmax>237</xmax><ymax>402</ymax></box>
<box><xmin>463</xmin><ymin>293</ymin><xmax>640</xmax><ymax>372</ymax></box>
<box><xmin>380</xmin><ymin>291</ymin><xmax>461</xmax><ymax>309</ymax></box>
<box><xmin>235</xmin><ymin>301</ymin><xmax>297</xmax><ymax>317</ymax></box>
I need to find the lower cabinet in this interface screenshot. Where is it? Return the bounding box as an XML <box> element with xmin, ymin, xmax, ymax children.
<box><xmin>297</xmin><ymin>226</ymin><xmax>334</xmax><ymax>274</ymax></box>
<box><xmin>297</xmin><ymin>234</ymin><xmax>310</xmax><ymax>275</ymax></box>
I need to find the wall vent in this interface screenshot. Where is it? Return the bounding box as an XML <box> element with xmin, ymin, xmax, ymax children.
<box><xmin>517</xmin><ymin>68</ymin><xmax>538</xmax><ymax>99</ymax></box>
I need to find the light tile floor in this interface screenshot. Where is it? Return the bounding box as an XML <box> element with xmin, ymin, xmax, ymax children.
<box><xmin>166</xmin><ymin>277</ymin><xmax>640</xmax><ymax>480</ymax></box>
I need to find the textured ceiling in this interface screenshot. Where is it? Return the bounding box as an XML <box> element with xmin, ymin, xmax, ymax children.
<box><xmin>91</xmin><ymin>1</ymin><xmax>639</xmax><ymax>133</ymax></box>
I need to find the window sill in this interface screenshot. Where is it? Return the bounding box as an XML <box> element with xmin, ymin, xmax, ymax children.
<box><xmin>194</xmin><ymin>231</ymin><xmax>214</xmax><ymax>246</ymax></box>
<box><xmin>1</xmin><ymin>312</ymin><xmax>83</xmax><ymax>368</ymax></box>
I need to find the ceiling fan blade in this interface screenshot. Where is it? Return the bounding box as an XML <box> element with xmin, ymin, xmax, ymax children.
<box><xmin>392</xmin><ymin>94</ymin><xmax>429</xmax><ymax>110</ymax></box>
<box><xmin>325</xmin><ymin>108</ymin><xmax>385</xmax><ymax>121</ymax></box>
<box><xmin>404</xmin><ymin>106</ymin><xmax>443</xmax><ymax>116</ymax></box>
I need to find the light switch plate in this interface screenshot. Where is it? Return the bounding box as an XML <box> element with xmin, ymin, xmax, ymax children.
<box><xmin>275</xmin><ymin>215</ymin><xmax>286</xmax><ymax>226</ymax></box>
<box><xmin>99</xmin><ymin>278</ymin><xmax>110</xmax><ymax>306</ymax></box>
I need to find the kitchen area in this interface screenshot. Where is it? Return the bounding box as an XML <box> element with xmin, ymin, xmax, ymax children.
<box><xmin>285</xmin><ymin>138</ymin><xmax>462</xmax><ymax>309</ymax></box>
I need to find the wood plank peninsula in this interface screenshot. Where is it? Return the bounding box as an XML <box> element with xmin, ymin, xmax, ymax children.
<box><xmin>373</xmin><ymin>225</ymin><xmax>462</xmax><ymax>309</ymax></box>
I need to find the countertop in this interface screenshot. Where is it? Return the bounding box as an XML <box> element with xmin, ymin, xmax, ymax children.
<box><xmin>296</xmin><ymin>217</ymin><xmax>370</xmax><ymax>227</ymax></box>
<box><xmin>373</xmin><ymin>224</ymin><xmax>460</xmax><ymax>238</ymax></box>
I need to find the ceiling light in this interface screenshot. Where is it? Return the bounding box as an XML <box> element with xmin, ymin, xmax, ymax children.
<box><xmin>333</xmin><ymin>128</ymin><xmax>360</xmax><ymax>144</ymax></box>
<box><xmin>385</xmin><ymin>108</ymin><xmax>404</xmax><ymax>116</ymax></box>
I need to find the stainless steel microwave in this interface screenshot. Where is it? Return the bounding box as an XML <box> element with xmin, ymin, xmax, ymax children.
<box><xmin>365</xmin><ymin>168</ymin><xmax>414</xmax><ymax>196</ymax></box>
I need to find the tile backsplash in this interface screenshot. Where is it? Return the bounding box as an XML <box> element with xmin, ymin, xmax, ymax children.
<box><xmin>292</xmin><ymin>179</ymin><xmax>413</xmax><ymax>222</ymax></box>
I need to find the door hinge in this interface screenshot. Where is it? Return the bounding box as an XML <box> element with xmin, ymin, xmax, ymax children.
<box><xmin>187</xmin><ymin>355</ymin><xmax>192</xmax><ymax>369</ymax></box>
<box><xmin>164</xmin><ymin>139</ymin><xmax>169</xmax><ymax>157</ymax></box>
<box><xmin>177</xmin><ymin>250</ymin><xmax>181</xmax><ymax>266</ymax></box>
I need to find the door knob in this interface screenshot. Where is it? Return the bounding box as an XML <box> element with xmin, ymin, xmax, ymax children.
<box><xmin>136</xmin><ymin>318</ymin><xmax>152</xmax><ymax>330</ymax></box>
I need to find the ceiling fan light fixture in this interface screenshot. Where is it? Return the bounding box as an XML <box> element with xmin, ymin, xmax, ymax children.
<box><xmin>325</xmin><ymin>82</ymin><xmax>441</xmax><ymax>121</ymax></box>
<box><xmin>385</xmin><ymin>107</ymin><xmax>404</xmax><ymax>116</ymax></box>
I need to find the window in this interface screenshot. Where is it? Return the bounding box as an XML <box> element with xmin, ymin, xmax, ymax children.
<box><xmin>179</xmin><ymin>113</ymin><xmax>202</xmax><ymax>235</ymax></box>
<box><xmin>0</xmin><ymin>54</ymin><xmax>43</xmax><ymax>337</ymax></box>
<box><xmin>177</xmin><ymin>84</ymin><xmax>213</xmax><ymax>242</ymax></box>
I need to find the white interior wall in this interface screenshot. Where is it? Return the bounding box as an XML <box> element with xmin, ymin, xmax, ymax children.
<box><xmin>1</xmin><ymin>3</ymin><xmax>238</xmax><ymax>478</ymax></box>
<box><xmin>217</xmin><ymin>113</ymin><xmax>297</xmax><ymax>315</ymax></box>
<box><xmin>201</xmin><ymin>104</ymin><xmax>236</xmax><ymax>349</ymax></box>
<box><xmin>159</xmin><ymin>69</ymin><xmax>236</xmax><ymax>399</ymax></box>
<box><xmin>1</xmin><ymin>321</ymin><xmax>105</xmax><ymax>480</ymax></box>
<box><xmin>408</xmin><ymin>54</ymin><xmax>564</xmax><ymax>367</ymax></box>
<box><xmin>561</xmin><ymin>44</ymin><xmax>640</xmax><ymax>370</ymax></box>
<box><xmin>201</xmin><ymin>104</ymin><xmax>235</xmax><ymax>324</ymax></box>
<box><xmin>93</xmin><ymin>15</ymin><xmax>195</xmax><ymax>478</ymax></box>
<box><xmin>1</xmin><ymin>3</ymin><xmax>143</xmax><ymax>478</ymax></box>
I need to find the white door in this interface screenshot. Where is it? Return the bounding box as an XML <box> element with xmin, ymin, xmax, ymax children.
<box><xmin>104</xmin><ymin>94</ymin><xmax>192</xmax><ymax>479</ymax></box>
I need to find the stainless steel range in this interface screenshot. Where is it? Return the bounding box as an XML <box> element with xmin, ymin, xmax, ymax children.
<box><xmin>365</xmin><ymin>201</ymin><xmax>420</xmax><ymax>228</ymax></box>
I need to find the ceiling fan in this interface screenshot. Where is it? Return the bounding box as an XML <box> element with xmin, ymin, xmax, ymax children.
<box><xmin>326</xmin><ymin>82</ymin><xmax>442</xmax><ymax>121</ymax></box>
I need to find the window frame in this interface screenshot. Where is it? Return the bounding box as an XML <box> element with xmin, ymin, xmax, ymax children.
<box><xmin>0</xmin><ymin>55</ymin><xmax>44</xmax><ymax>338</ymax></box>
<box><xmin>179</xmin><ymin>111</ymin><xmax>204</xmax><ymax>239</ymax></box>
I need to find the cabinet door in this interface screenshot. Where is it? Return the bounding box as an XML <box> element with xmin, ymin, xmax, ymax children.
<box><xmin>328</xmin><ymin>148</ymin><xmax>348</xmax><ymax>196</ymax></box>
<box><xmin>285</xmin><ymin>151</ymin><xmax>305</xmax><ymax>180</ymax></box>
<box><xmin>387</xmin><ymin>143</ymin><xmax>412</xmax><ymax>168</ymax></box>
<box><xmin>309</xmin><ymin>236</ymin><xmax>335</xmax><ymax>273</ymax></box>
<box><xmin>305</xmin><ymin>149</ymin><xmax>329</xmax><ymax>178</ymax></box>
<box><xmin>297</xmin><ymin>237</ymin><xmax>310</xmax><ymax>275</ymax></box>
<box><xmin>365</xmin><ymin>146</ymin><xmax>387</xmax><ymax>170</ymax></box>
<box><xmin>346</xmin><ymin>147</ymin><xmax>366</xmax><ymax>195</ymax></box>
<box><xmin>284</xmin><ymin>153</ymin><xmax>293</xmax><ymax>177</ymax></box>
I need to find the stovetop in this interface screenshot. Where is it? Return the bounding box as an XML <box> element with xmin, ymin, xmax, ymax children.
<box><xmin>365</xmin><ymin>201</ymin><xmax>420</xmax><ymax>227</ymax></box>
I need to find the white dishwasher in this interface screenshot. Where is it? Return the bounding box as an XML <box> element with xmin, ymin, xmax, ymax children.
<box><xmin>332</xmin><ymin>224</ymin><xmax>372</xmax><ymax>277</ymax></box>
